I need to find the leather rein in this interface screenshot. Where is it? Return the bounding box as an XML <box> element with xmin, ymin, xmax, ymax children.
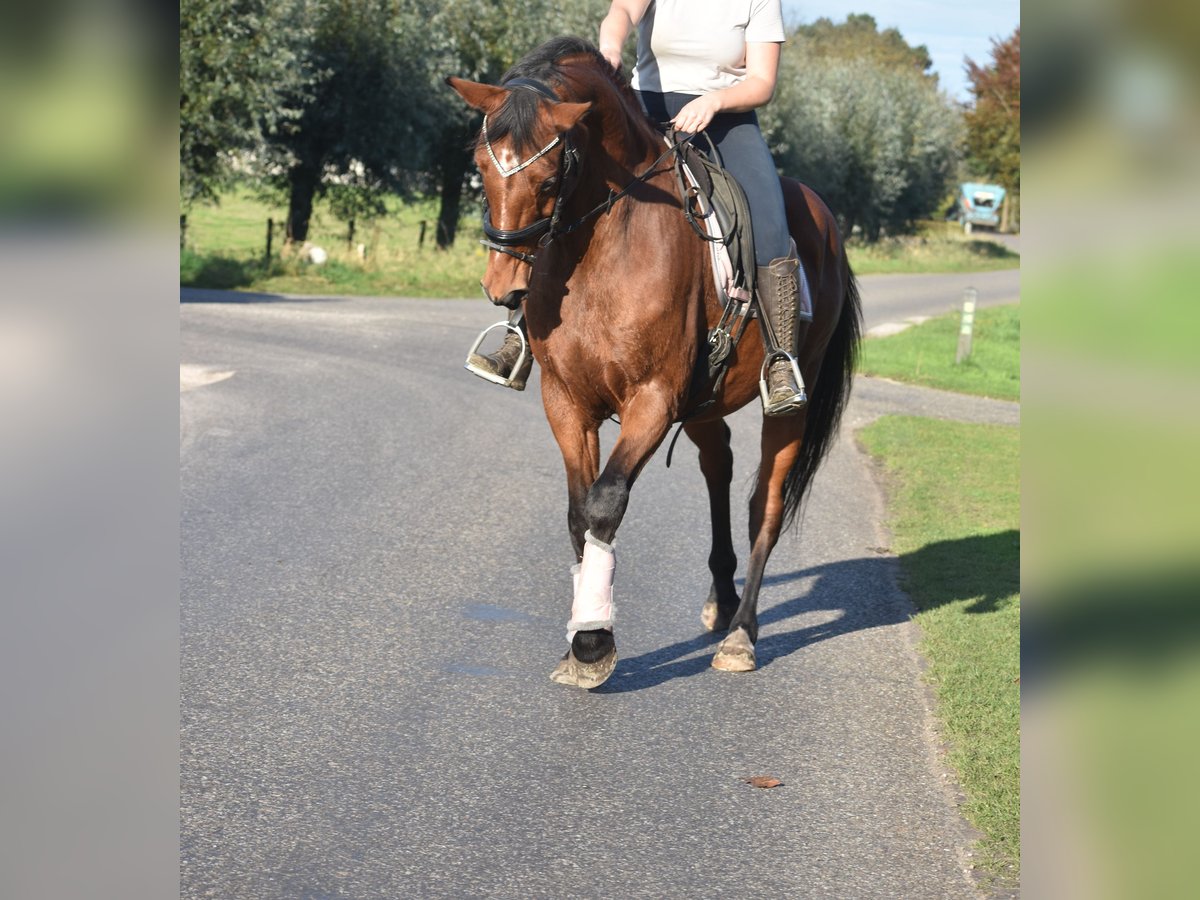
<box><xmin>479</xmin><ymin>77</ymin><xmax>690</xmax><ymax>264</ymax></box>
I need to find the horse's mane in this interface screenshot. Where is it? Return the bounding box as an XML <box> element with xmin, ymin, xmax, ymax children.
<box><xmin>485</xmin><ymin>36</ymin><xmax>660</xmax><ymax>159</ymax></box>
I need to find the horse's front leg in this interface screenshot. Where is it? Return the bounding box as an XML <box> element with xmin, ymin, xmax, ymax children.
<box><xmin>551</xmin><ymin>385</ymin><xmax>676</xmax><ymax>689</ymax></box>
<box><xmin>541</xmin><ymin>378</ymin><xmax>608</xmax><ymax>686</ymax></box>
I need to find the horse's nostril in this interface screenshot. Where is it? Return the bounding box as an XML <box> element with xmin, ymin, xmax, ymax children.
<box><xmin>479</xmin><ymin>284</ymin><xmax>527</xmax><ymax>309</ymax></box>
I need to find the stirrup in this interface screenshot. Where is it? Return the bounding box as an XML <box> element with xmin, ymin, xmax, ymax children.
<box><xmin>759</xmin><ymin>349</ymin><xmax>808</xmax><ymax>415</ymax></box>
<box><xmin>464</xmin><ymin>320</ymin><xmax>528</xmax><ymax>388</ymax></box>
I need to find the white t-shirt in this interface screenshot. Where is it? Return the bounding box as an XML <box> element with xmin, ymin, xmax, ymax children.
<box><xmin>631</xmin><ymin>0</ymin><xmax>786</xmax><ymax>95</ymax></box>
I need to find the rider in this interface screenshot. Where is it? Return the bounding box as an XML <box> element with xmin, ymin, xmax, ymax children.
<box><xmin>469</xmin><ymin>0</ymin><xmax>809</xmax><ymax>416</ymax></box>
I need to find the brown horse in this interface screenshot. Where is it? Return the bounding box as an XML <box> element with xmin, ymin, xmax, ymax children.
<box><xmin>449</xmin><ymin>37</ymin><xmax>860</xmax><ymax>688</ymax></box>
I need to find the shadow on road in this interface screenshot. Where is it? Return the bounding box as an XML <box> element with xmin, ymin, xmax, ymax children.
<box><xmin>180</xmin><ymin>287</ymin><xmax>345</xmax><ymax>304</ymax></box>
<box><xmin>596</xmin><ymin>529</ymin><xmax>1022</xmax><ymax>693</ymax></box>
<box><xmin>595</xmin><ymin>555</ymin><xmax>910</xmax><ymax>693</ymax></box>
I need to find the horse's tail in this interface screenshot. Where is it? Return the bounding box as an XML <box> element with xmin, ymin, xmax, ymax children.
<box><xmin>780</xmin><ymin>263</ymin><xmax>862</xmax><ymax>531</ymax></box>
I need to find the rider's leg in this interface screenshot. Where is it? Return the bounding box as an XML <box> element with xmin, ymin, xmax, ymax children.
<box><xmin>755</xmin><ymin>240</ymin><xmax>810</xmax><ymax>415</ymax></box>
<box><xmin>465</xmin><ymin>308</ymin><xmax>533</xmax><ymax>391</ymax></box>
<box><xmin>705</xmin><ymin>111</ymin><xmax>812</xmax><ymax>415</ymax></box>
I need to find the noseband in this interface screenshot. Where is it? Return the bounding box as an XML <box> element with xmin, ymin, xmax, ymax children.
<box><xmin>480</xmin><ymin>78</ymin><xmax>582</xmax><ymax>264</ymax></box>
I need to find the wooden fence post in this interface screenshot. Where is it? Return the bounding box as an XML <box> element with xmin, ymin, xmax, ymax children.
<box><xmin>265</xmin><ymin>218</ymin><xmax>274</xmax><ymax>264</ymax></box>
<box><xmin>418</xmin><ymin>220</ymin><xmax>427</xmax><ymax>249</ymax></box>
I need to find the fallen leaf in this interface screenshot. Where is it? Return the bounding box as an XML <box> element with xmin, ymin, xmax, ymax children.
<box><xmin>743</xmin><ymin>776</ymin><xmax>783</xmax><ymax>789</ymax></box>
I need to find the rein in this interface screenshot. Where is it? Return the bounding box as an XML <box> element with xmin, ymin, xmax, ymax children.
<box><xmin>480</xmin><ymin>78</ymin><xmax>693</xmax><ymax>264</ymax></box>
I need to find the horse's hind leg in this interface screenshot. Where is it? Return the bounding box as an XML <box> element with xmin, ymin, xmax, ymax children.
<box><xmin>713</xmin><ymin>414</ymin><xmax>805</xmax><ymax>672</ymax></box>
<box><xmin>684</xmin><ymin>420</ymin><xmax>740</xmax><ymax>632</ymax></box>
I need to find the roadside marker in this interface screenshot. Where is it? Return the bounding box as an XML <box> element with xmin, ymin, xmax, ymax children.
<box><xmin>956</xmin><ymin>288</ymin><xmax>977</xmax><ymax>364</ymax></box>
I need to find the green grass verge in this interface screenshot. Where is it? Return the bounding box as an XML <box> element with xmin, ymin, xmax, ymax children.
<box><xmin>180</xmin><ymin>188</ymin><xmax>488</xmax><ymax>298</ymax></box>
<box><xmin>859</xmin><ymin>415</ymin><xmax>1020</xmax><ymax>888</ymax></box>
<box><xmin>181</xmin><ymin>191</ymin><xmax>1018</xmax><ymax>296</ymax></box>
<box><xmin>848</xmin><ymin>220</ymin><xmax>1019</xmax><ymax>275</ymax></box>
<box><xmin>860</xmin><ymin>303</ymin><xmax>1020</xmax><ymax>401</ymax></box>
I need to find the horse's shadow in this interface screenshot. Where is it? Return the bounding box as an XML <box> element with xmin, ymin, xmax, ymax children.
<box><xmin>594</xmin><ymin>530</ymin><xmax>1020</xmax><ymax>693</ymax></box>
<box><xmin>180</xmin><ymin>287</ymin><xmax>342</xmax><ymax>304</ymax></box>
<box><xmin>595</xmin><ymin>553</ymin><xmax>908</xmax><ymax>693</ymax></box>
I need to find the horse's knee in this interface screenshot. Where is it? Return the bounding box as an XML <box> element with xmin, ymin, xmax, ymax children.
<box><xmin>584</xmin><ymin>475</ymin><xmax>628</xmax><ymax>544</ymax></box>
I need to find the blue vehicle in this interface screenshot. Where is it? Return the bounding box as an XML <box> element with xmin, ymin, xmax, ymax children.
<box><xmin>956</xmin><ymin>182</ymin><xmax>1006</xmax><ymax>233</ymax></box>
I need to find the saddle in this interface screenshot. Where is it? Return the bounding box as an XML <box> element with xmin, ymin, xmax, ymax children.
<box><xmin>669</xmin><ymin>132</ymin><xmax>758</xmax><ymax>308</ymax></box>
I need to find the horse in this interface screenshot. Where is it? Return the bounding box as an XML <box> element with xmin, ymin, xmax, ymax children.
<box><xmin>449</xmin><ymin>37</ymin><xmax>861</xmax><ymax>688</ymax></box>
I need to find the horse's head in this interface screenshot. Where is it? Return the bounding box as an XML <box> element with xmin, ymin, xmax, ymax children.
<box><xmin>448</xmin><ymin>76</ymin><xmax>591</xmax><ymax>308</ymax></box>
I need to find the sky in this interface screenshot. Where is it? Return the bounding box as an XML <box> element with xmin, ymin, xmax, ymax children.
<box><xmin>782</xmin><ymin>1</ymin><xmax>1020</xmax><ymax>102</ymax></box>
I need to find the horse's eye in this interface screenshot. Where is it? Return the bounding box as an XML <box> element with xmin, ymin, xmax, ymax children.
<box><xmin>539</xmin><ymin>176</ymin><xmax>558</xmax><ymax>195</ymax></box>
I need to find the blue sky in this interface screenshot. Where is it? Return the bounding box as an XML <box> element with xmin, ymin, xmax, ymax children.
<box><xmin>782</xmin><ymin>1</ymin><xmax>1019</xmax><ymax>102</ymax></box>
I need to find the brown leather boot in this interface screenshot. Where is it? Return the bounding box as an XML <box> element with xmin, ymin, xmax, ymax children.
<box><xmin>756</xmin><ymin>241</ymin><xmax>810</xmax><ymax>416</ymax></box>
<box><xmin>466</xmin><ymin>318</ymin><xmax>533</xmax><ymax>391</ymax></box>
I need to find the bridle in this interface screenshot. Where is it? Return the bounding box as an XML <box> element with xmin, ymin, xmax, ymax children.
<box><xmin>478</xmin><ymin>77</ymin><xmax>691</xmax><ymax>265</ymax></box>
<box><xmin>479</xmin><ymin>78</ymin><xmax>582</xmax><ymax>264</ymax></box>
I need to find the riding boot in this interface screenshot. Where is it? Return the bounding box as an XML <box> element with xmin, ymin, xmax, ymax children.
<box><xmin>756</xmin><ymin>241</ymin><xmax>811</xmax><ymax>416</ymax></box>
<box><xmin>466</xmin><ymin>317</ymin><xmax>533</xmax><ymax>391</ymax></box>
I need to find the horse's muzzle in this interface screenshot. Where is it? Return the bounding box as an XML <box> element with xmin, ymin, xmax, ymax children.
<box><xmin>481</xmin><ymin>283</ymin><xmax>528</xmax><ymax>310</ymax></box>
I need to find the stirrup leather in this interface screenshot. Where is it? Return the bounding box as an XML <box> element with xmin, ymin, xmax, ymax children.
<box><xmin>759</xmin><ymin>349</ymin><xmax>808</xmax><ymax>415</ymax></box>
<box><xmin>464</xmin><ymin>320</ymin><xmax>529</xmax><ymax>388</ymax></box>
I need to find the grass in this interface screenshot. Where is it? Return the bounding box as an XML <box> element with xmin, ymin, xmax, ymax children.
<box><xmin>848</xmin><ymin>220</ymin><xmax>1019</xmax><ymax>275</ymax></box>
<box><xmin>859</xmin><ymin>303</ymin><xmax>1020</xmax><ymax>401</ymax></box>
<box><xmin>180</xmin><ymin>188</ymin><xmax>489</xmax><ymax>298</ymax></box>
<box><xmin>181</xmin><ymin>189</ymin><xmax>1018</xmax><ymax>297</ymax></box>
<box><xmin>858</xmin><ymin>415</ymin><xmax>1020</xmax><ymax>889</ymax></box>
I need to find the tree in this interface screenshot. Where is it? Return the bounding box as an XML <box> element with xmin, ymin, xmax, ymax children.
<box><xmin>266</xmin><ymin>0</ymin><xmax>440</xmax><ymax>243</ymax></box>
<box><xmin>964</xmin><ymin>28</ymin><xmax>1020</xmax><ymax>229</ymax></box>
<box><xmin>792</xmin><ymin>14</ymin><xmax>934</xmax><ymax>80</ymax></box>
<box><xmin>425</xmin><ymin>0</ymin><xmax>606</xmax><ymax>248</ymax></box>
<box><xmin>179</xmin><ymin>0</ymin><xmax>313</xmax><ymax>208</ymax></box>
<box><xmin>763</xmin><ymin>20</ymin><xmax>961</xmax><ymax>240</ymax></box>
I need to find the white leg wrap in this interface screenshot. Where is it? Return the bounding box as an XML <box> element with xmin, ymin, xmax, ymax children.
<box><xmin>566</xmin><ymin>530</ymin><xmax>616</xmax><ymax>642</ymax></box>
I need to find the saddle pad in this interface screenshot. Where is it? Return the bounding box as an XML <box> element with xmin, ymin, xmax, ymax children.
<box><xmin>670</xmin><ymin>138</ymin><xmax>753</xmax><ymax>305</ymax></box>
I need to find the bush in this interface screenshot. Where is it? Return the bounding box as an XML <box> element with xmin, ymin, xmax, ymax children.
<box><xmin>764</xmin><ymin>57</ymin><xmax>962</xmax><ymax>241</ymax></box>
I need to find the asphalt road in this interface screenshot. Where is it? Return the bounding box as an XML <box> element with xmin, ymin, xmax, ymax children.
<box><xmin>856</xmin><ymin>268</ymin><xmax>1018</xmax><ymax>334</ymax></box>
<box><xmin>181</xmin><ymin>270</ymin><xmax>1018</xmax><ymax>898</ymax></box>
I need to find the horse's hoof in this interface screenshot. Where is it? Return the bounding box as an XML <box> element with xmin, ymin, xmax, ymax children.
<box><xmin>549</xmin><ymin>647</ymin><xmax>618</xmax><ymax>689</ymax></box>
<box><xmin>712</xmin><ymin>627</ymin><xmax>756</xmax><ymax>672</ymax></box>
<box><xmin>700</xmin><ymin>598</ymin><xmax>731</xmax><ymax>632</ymax></box>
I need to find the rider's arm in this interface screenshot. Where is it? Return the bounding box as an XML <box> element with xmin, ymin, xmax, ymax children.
<box><xmin>599</xmin><ymin>0</ymin><xmax>653</xmax><ymax>71</ymax></box>
<box><xmin>670</xmin><ymin>42</ymin><xmax>781</xmax><ymax>134</ymax></box>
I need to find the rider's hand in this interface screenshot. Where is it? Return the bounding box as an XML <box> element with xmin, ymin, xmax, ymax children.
<box><xmin>671</xmin><ymin>93</ymin><xmax>723</xmax><ymax>134</ymax></box>
<box><xmin>600</xmin><ymin>46</ymin><xmax>622</xmax><ymax>72</ymax></box>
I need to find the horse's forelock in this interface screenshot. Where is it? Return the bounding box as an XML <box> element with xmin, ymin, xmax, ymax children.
<box><xmin>483</xmin><ymin>37</ymin><xmax>658</xmax><ymax>156</ymax></box>
<box><xmin>483</xmin><ymin>90</ymin><xmax>544</xmax><ymax>154</ymax></box>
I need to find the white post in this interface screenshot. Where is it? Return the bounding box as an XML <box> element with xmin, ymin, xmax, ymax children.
<box><xmin>956</xmin><ymin>288</ymin><xmax>977</xmax><ymax>365</ymax></box>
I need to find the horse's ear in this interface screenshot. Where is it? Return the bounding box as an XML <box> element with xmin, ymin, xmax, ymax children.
<box><xmin>446</xmin><ymin>77</ymin><xmax>507</xmax><ymax>114</ymax></box>
<box><xmin>548</xmin><ymin>100</ymin><xmax>592</xmax><ymax>133</ymax></box>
